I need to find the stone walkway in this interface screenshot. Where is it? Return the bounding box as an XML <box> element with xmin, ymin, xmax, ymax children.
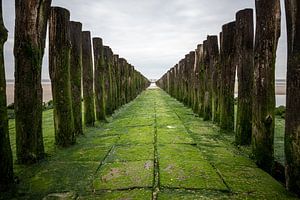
<box><xmin>9</xmin><ymin>88</ymin><xmax>298</xmax><ymax>199</ymax></box>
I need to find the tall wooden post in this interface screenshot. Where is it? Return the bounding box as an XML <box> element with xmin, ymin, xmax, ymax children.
<box><xmin>252</xmin><ymin>0</ymin><xmax>281</xmax><ymax>173</ymax></box>
<box><xmin>14</xmin><ymin>0</ymin><xmax>51</xmax><ymax>164</ymax></box>
<box><xmin>103</xmin><ymin>46</ymin><xmax>114</xmax><ymax>115</ymax></box>
<box><xmin>93</xmin><ymin>38</ymin><xmax>106</xmax><ymax>121</ymax></box>
<box><xmin>284</xmin><ymin>0</ymin><xmax>300</xmax><ymax>195</ymax></box>
<box><xmin>69</xmin><ymin>21</ymin><xmax>83</xmax><ymax>135</ymax></box>
<box><xmin>203</xmin><ymin>40</ymin><xmax>212</xmax><ymax>121</ymax></box>
<box><xmin>207</xmin><ymin>36</ymin><xmax>220</xmax><ymax>123</ymax></box>
<box><xmin>0</xmin><ymin>0</ymin><xmax>13</xmax><ymax>190</ymax></box>
<box><xmin>197</xmin><ymin>44</ymin><xmax>205</xmax><ymax>117</ymax></box>
<box><xmin>49</xmin><ymin>7</ymin><xmax>75</xmax><ymax>147</ymax></box>
<box><xmin>235</xmin><ymin>9</ymin><xmax>254</xmax><ymax>145</ymax></box>
<box><xmin>219</xmin><ymin>22</ymin><xmax>236</xmax><ymax>131</ymax></box>
<box><xmin>82</xmin><ymin>31</ymin><xmax>95</xmax><ymax>126</ymax></box>
<box><xmin>113</xmin><ymin>55</ymin><xmax>120</xmax><ymax>109</ymax></box>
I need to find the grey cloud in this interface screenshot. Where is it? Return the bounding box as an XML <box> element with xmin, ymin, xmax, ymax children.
<box><xmin>3</xmin><ymin>0</ymin><xmax>287</xmax><ymax>80</ymax></box>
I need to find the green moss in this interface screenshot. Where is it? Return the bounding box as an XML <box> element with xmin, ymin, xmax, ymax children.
<box><xmin>93</xmin><ymin>161</ymin><xmax>153</xmax><ymax>190</ymax></box>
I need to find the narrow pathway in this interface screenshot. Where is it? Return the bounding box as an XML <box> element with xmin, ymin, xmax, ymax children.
<box><xmin>10</xmin><ymin>88</ymin><xmax>297</xmax><ymax>200</ymax></box>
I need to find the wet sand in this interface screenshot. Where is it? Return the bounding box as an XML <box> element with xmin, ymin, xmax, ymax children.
<box><xmin>6</xmin><ymin>83</ymin><xmax>52</xmax><ymax>105</ymax></box>
<box><xmin>6</xmin><ymin>82</ymin><xmax>286</xmax><ymax>105</ymax></box>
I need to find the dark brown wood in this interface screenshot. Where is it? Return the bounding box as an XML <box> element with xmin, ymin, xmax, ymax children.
<box><xmin>82</xmin><ymin>31</ymin><xmax>95</xmax><ymax>126</ymax></box>
<box><xmin>93</xmin><ymin>38</ymin><xmax>106</xmax><ymax>121</ymax></box>
<box><xmin>207</xmin><ymin>36</ymin><xmax>220</xmax><ymax>123</ymax></box>
<box><xmin>103</xmin><ymin>46</ymin><xmax>114</xmax><ymax>115</ymax></box>
<box><xmin>203</xmin><ymin>40</ymin><xmax>212</xmax><ymax>121</ymax></box>
<box><xmin>235</xmin><ymin>9</ymin><xmax>254</xmax><ymax>145</ymax></box>
<box><xmin>284</xmin><ymin>0</ymin><xmax>300</xmax><ymax>195</ymax></box>
<box><xmin>49</xmin><ymin>7</ymin><xmax>75</xmax><ymax>147</ymax></box>
<box><xmin>252</xmin><ymin>0</ymin><xmax>281</xmax><ymax>173</ymax></box>
<box><xmin>219</xmin><ymin>22</ymin><xmax>236</xmax><ymax>131</ymax></box>
<box><xmin>0</xmin><ymin>0</ymin><xmax>13</xmax><ymax>190</ymax></box>
<box><xmin>69</xmin><ymin>21</ymin><xmax>83</xmax><ymax>135</ymax></box>
<box><xmin>14</xmin><ymin>0</ymin><xmax>51</xmax><ymax>164</ymax></box>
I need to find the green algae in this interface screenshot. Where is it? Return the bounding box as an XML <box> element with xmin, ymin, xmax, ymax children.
<box><xmin>93</xmin><ymin>161</ymin><xmax>153</xmax><ymax>190</ymax></box>
<box><xmin>3</xmin><ymin>88</ymin><xmax>297</xmax><ymax>200</ymax></box>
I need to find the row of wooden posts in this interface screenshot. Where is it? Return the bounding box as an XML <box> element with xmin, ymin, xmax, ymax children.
<box><xmin>0</xmin><ymin>1</ymin><xmax>150</xmax><ymax>191</ymax></box>
<box><xmin>156</xmin><ymin>0</ymin><xmax>299</xmax><ymax>196</ymax></box>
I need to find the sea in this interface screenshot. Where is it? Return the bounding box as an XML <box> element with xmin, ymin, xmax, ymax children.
<box><xmin>6</xmin><ymin>80</ymin><xmax>287</xmax><ymax>107</ymax></box>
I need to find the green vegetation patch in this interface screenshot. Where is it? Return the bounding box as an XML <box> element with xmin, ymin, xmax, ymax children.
<box><xmin>158</xmin><ymin>188</ymin><xmax>232</xmax><ymax>200</ymax></box>
<box><xmin>106</xmin><ymin>144</ymin><xmax>154</xmax><ymax>162</ymax></box>
<box><xmin>160</xmin><ymin>159</ymin><xmax>227</xmax><ymax>190</ymax></box>
<box><xmin>93</xmin><ymin>161</ymin><xmax>153</xmax><ymax>190</ymax></box>
<box><xmin>81</xmin><ymin>188</ymin><xmax>152</xmax><ymax>199</ymax></box>
<box><xmin>158</xmin><ymin>144</ymin><xmax>204</xmax><ymax>161</ymax></box>
<box><xmin>54</xmin><ymin>145</ymin><xmax>110</xmax><ymax>162</ymax></box>
<box><xmin>215</xmin><ymin>163</ymin><xmax>295</xmax><ymax>199</ymax></box>
<box><xmin>17</xmin><ymin>161</ymin><xmax>98</xmax><ymax>199</ymax></box>
<box><xmin>157</xmin><ymin>127</ymin><xmax>193</xmax><ymax>144</ymax></box>
<box><xmin>118</xmin><ymin>126</ymin><xmax>154</xmax><ymax>144</ymax></box>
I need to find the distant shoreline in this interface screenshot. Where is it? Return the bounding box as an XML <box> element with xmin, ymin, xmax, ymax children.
<box><xmin>5</xmin><ymin>81</ymin><xmax>287</xmax><ymax>105</ymax></box>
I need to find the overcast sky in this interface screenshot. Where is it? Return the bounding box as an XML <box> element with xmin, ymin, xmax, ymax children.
<box><xmin>3</xmin><ymin>0</ymin><xmax>287</xmax><ymax>80</ymax></box>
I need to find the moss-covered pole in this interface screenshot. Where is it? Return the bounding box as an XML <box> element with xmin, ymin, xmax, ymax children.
<box><xmin>219</xmin><ymin>22</ymin><xmax>236</xmax><ymax>131</ymax></box>
<box><xmin>0</xmin><ymin>0</ymin><xmax>13</xmax><ymax>190</ymax></box>
<box><xmin>119</xmin><ymin>58</ymin><xmax>127</xmax><ymax>105</ymax></box>
<box><xmin>82</xmin><ymin>31</ymin><xmax>95</xmax><ymax>126</ymax></box>
<box><xmin>207</xmin><ymin>36</ymin><xmax>220</xmax><ymax>123</ymax></box>
<box><xmin>284</xmin><ymin>0</ymin><xmax>300</xmax><ymax>195</ymax></box>
<box><xmin>252</xmin><ymin>0</ymin><xmax>281</xmax><ymax>173</ymax></box>
<box><xmin>14</xmin><ymin>0</ymin><xmax>51</xmax><ymax>163</ymax></box>
<box><xmin>113</xmin><ymin>55</ymin><xmax>120</xmax><ymax>109</ymax></box>
<box><xmin>69</xmin><ymin>21</ymin><xmax>83</xmax><ymax>136</ymax></box>
<box><xmin>197</xmin><ymin>44</ymin><xmax>205</xmax><ymax>117</ymax></box>
<box><xmin>192</xmin><ymin>47</ymin><xmax>200</xmax><ymax>114</ymax></box>
<box><xmin>93</xmin><ymin>38</ymin><xmax>106</xmax><ymax>122</ymax></box>
<box><xmin>49</xmin><ymin>7</ymin><xmax>75</xmax><ymax>147</ymax></box>
<box><xmin>235</xmin><ymin>9</ymin><xmax>254</xmax><ymax>145</ymax></box>
<box><xmin>103</xmin><ymin>46</ymin><xmax>114</xmax><ymax>115</ymax></box>
<box><xmin>203</xmin><ymin>40</ymin><xmax>212</xmax><ymax>121</ymax></box>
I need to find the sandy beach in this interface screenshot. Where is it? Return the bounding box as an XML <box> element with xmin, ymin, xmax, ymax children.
<box><xmin>6</xmin><ymin>83</ymin><xmax>53</xmax><ymax>105</ymax></box>
<box><xmin>6</xmin><ymin>82</ymin><xmax>286</xmax><ymax>105</ymax></box>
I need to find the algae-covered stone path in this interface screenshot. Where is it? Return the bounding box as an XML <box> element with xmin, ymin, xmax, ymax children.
<box><xmin>10</xmin><ymin>88</ymin><xmax>297</xmax><ymax>200</ymax></box>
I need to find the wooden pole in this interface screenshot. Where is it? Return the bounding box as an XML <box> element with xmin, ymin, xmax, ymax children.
<box><xmin>207</xmin><ymin>36</ymin><xmax>220</xmax><ymax>123</ymax></box>
<box><xmin>235</xmin><ymin>9</ymin><xmax>254</xmax><ymax>145</ymax></box>
<box><xmin>14</xmin><ymin>0</ymin><xmax>51</xmax><ymax>163</ymax></box>
<box><xmin>284</xmin><ymin>0</ymin><xmax>300</xmax><ymax>195</ymax></box>
<box><xmin>82</xmin><ymin>31</ymin><xmax>95</xmax><ymax>126</ymax></box>
<box><xmin>49</xmin><ymin>7</ymin><xmax>75</xmax><ymax>147</ymax></box>
<box><xmin>0</xmin><ymin>0</ymin><xmax>13</xmax><ymax>190</ymax></box>
<box><xmin>69</xmin><ymin>21</ymin><xmax>83</xmax><ymax>135</ymax></box>
<box><xmin>203</xmin><ymin>40</ymin><xmax>212</xmax><ymax>121</ymax></box>
<box><xmin>219</xmin><ymin>22</ymin><xmax>236</xmax><ymax>131</ymax></box>
<box><xmin>93</xmin><ymin>38</ymin><xmax>106</xmax><ymax>121</ymax></box>
<box><xmin>252</xmin><ymin>0</ymin><xmax>281</xmax><ymax>173</ymax></box>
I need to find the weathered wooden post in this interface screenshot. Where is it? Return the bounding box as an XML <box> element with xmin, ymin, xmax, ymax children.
<box><xmin>207</xmin><ymin>36</ymin><xmax>220</xmax><ymax>123</ymax></box>
<box><xmin>0</xmin><ymin>0</ymin><xmax>13</xmax><ymax>189</ymax></box>
<box><xmin>219</xmin><ymin>22</ymin><xmax>236</xmax><ymax>131</ymax></box>
<box><xmin>82</xmin><ymin>31</ymin><xmax>95</xmax><ymax>126</ymax></box>
<box><xmin>235</xmin><ymin>9</ymin><xmax>254</xmax><ymax>145</ymax></box>
<box><xmin>69</xmin><ymin>21</ymin><xmax>83</xmax><ymax>135</ymax></box>
<box><xmin>113</xmin><ymin>55</ymin><xmax>120</xmax><ymax>109</ymax></box>
<box><xmin>49</xmin><ymin>7</ymin><xmax>75</xmax><ymax>147</ymax></box>
<box><xmin>192</xmin><ymin>47</ymin><xmax>200</xmax><ymax>114</ymax></box>
<box><xmin>252</xmin><ymin>0</ymin><xmax>281</xmax><ymax>173</ymax></box>
<box><xmin>103</xmin><ymin>46</ymin><xmax>114</xmax><ymax>115</ymax></box>
<box><xmin>93</xmin><ymin>38</ymin><xmax>106</xmax><ymax>121</ymax></box>
<box><xmin>197</xmin><ymin>44</ymin><xmax>205</xmax><ymax>117</ymax></box>
<box><xmin>14</xmin><ymin>0</ymin><xmax>51</xmax><ymax>163</ymax></box>
<box><xmin>284</xmin><ymin>0</ymin><xmax>300</xmax><ymax>195</ymax></box>
<box><xmin>203</xmin><ymin>40</ymin><xmax>212</xmax><ymax>121</ymax></box>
